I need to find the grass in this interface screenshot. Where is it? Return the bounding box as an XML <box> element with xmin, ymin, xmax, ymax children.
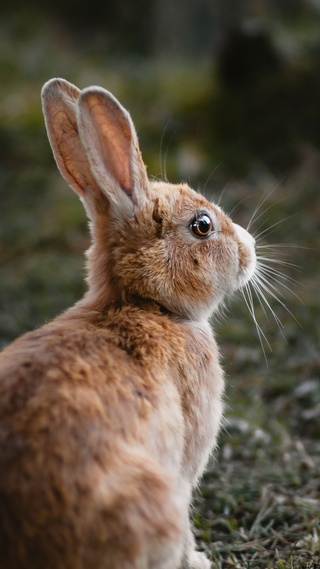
<box><xmin>0</xmin><ymin>12</ymin><xmax>319</xmax><ymax>568</ymax></box>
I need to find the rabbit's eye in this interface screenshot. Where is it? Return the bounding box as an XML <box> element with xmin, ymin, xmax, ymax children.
<box><xmin>190</xmin><ymin>214</ymin><xmax>213</xmax><ymax>238</ymax></box>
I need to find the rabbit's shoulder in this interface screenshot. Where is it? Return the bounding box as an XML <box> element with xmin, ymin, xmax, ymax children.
<box><xmin>0</xmin><ymin>312</ymin><xmax>184</xmax><ymax>476</ymax></box>
<box><xmin>0</xmin><ymin>304</ymin><xmax>187</xmax><ymax>426</ymax></box>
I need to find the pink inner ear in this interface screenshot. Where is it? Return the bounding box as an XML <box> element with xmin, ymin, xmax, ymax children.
<box><xmin>98</xmin><ymin>128</ymin><xmax>133</xmax><ymax>196</ymax></box>
<box><xmin>83</xmin><ymin>93</ymin><xmax>134</xmax><ymax>197</ymax></box>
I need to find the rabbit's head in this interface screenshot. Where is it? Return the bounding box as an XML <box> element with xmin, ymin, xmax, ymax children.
<box><xmin>42</xmin><ymin>79</ymin><xmax>256</xmax><ymax>321</ymax></box>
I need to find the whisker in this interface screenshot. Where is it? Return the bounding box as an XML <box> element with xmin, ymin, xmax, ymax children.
<box><xmin>252</xmin><ymin>283</ymin><xmax>288</xmax><ymax>346</ymax></box>
<box><xmin>242</xmin><ymin>284</ymin><xmax>270</xmax><ymax>366</ymax></box>
<box><xmin>247</xmin><ymin>197</ymin><xmax>287</xmax><ymax>233</ymax></box>
<box><xmin>256</xmin><ymin>256</ymin><xmax>300</xmax><ymax>270</ymax></box>
<box><xmin>256</xmin><ymin>265</ymin><xmax>304</xmax><ymax>305</ymax></box>
<box><xmin>159</xmin><ymin>115</ymin><xmax>172</xmax><ymax>182</ymax></box>
<box><xmin>234</xmin><ymin>186</ymin><xmax>302</xmax><ymax>362</ymax></box>
<box><xmin>246</xmin><ymin>182</ymin><xmax>283</xmax><ymax>231</ymax></box>
<box><xmin>202</xmin><ymin>163</ymin><xmax>223</xmax><ymax>196</ymax></box>
<box><xmin>227</xmin><ymin>193</ymin><xmax>253</xmax><ymax>218</ymax></box>
<box><xmin>251</xmin><ymin>276</ymin><xmax>286</xmax><ymax>334</ymax></box>
<box><xmin>256</xmin><ymin>262</ymin><xmax>301</xmax><ymax>286</ymax></box>
<box><xmin>253</xmin><ymin>215</ymin><xmax>296</xmax><ymax>241</ymax></box>
<box><xmin>246</xmin><ymin>284</ymin><xmax>272</xmax><ymax>347</ymax></box>
<box><xmin>217</xmin><ymin>184</ymin><xmax>229</xmax><ymax>208</ymax></box>
<box><xmin>257</xmin><ymin>261</ymin><xmax>299</xmax><ymax>284</ymax></box>
<box><xmin>256</xmin><ymin>243</ymin><xmax>308</xmax><ymax>250</ymax></box>
<box><xmin>163</xmin><ymin>129</ymin><xmax>176</xmax><ymax>183</ymax></box>
<box><xmin>257</xmin><ymin>252</ymin><xmax>298</xmax><ymax>263</ymax></box>
<box><xmin>249</xmin><ymin>279</ymin><xmax>270</xmax><ymax>321</ymax></box>
<box><xmin>253</xmin><ymin>271</ymin><xmax>301</xmax><ymax>326</ymax></box>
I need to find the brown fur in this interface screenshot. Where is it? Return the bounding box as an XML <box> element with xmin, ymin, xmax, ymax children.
<box><xmin>0</xmin><ymin>79</ymin><xmax>256</xmax><ymax>569</ymax></box>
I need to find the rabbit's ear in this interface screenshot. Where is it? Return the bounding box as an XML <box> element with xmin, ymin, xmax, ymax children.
<box><xmin>41</xmin><ymin>78</ymin><xmax>101</xmax><ymax>199</ymax></box>
<box><xmin>77</xmin><ymin>87</ymin><xmax>149</xmax><ymax>208</ymax></box>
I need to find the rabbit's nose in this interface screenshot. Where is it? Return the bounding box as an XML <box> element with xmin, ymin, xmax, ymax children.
<box><xmin>233</xmin><ymin>223</ymin><xmax>256</xmax><ymax>248</ymax></box>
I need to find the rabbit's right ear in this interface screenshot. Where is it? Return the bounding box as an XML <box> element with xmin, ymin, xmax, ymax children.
<box><xmin>41</xmin><ymin>78</ymin><xmax>102</xmax><ymax>202</ymax></box>
<box><xmin>76</xmin><ymin>87</ymin><xmax>149</xmax><ymax>211</ymax></box>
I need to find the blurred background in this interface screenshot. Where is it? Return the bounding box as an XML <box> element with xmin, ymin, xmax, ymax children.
<box><xmin>0</xmin><ymin>1</ymin><xmax>319</xmax><ymax>567</ymax></box>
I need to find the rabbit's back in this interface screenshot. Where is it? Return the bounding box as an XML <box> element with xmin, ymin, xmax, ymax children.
<box><xmin>0</xmin><ymin>303</ymin><xmax>222</xmax><ymax>477</ymax></box>
<box><xmin>0</xmin><ymin>304</ymin><xmax>221</xmax><ymax>568</ymax></box>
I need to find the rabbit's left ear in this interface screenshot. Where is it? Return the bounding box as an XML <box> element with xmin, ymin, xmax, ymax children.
<box><xmin>77</xmin><ymin>87</ymin><xmax>149</xmax><ymax>209</ymax></box>
<box><xmin>41</xmin><ymin>78</ymin><xmax>103</xmax><ymax>201</ymax></box>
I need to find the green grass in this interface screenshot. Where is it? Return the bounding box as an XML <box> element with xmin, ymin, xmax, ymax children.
<box><xmin>0</xmin><ymin>13</ymin><xmax>319</xmax><ymax>568</ymax></box>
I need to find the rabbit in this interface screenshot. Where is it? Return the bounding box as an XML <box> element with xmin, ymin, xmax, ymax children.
<box><xmin>0</xmin><ymin>78</ymin><xmax>256</xmax><ymax>569</ymax></box>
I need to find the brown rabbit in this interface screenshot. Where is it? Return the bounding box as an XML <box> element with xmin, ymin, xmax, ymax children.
<box><xmin>0</xmin><ymin>79</ymin><xmax>256</xmax><ymax>569</ymax></box>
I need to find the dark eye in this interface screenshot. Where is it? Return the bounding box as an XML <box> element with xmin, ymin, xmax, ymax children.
<box><xmin>190</xmin><ymin>214</ymin><xmax>214</xmax><ymax>238</ymax></box>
